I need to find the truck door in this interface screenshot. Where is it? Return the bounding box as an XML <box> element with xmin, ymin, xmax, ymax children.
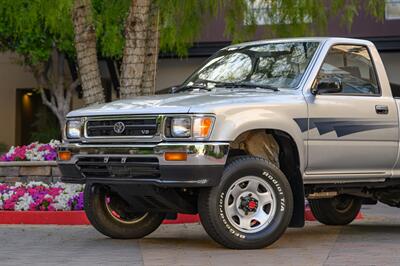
<box><xmin>306</xmin><ymin>44</ymin><xmax>399</xmax><ymax>180</ymax></box>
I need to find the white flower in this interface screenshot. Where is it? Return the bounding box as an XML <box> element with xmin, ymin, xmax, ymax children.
<box><xmin>27</xmin><ymin>181</ymin><xmax>49</xmax><ymax>188</ymax></box>
<box><xmin>49</xmin><ymin>140</ymin><xmax>61</xmax><ymax>147</ymax></box>
<box><xmin>53</xmin><ymin>193</ymin><xmax>71</xmax><ymax>210</ymax></box>
<box><xmin>52</xmin><ymin>183</ymin><xmax>84</xmax><ymax>210</ymax></box>
<box><xmin>52</xmin><ymin>182</ymin><xmax>66</xmax><ymax>189</ymax></box>
<box><xmin>15</xmin><ymin>193</ymin><xmax>34</xmax><ymax>211</ymax></box>
<box><xmin>2</xmin><ymin>192</ymin><xmax>10</xmax><ymax>201</ymax></box>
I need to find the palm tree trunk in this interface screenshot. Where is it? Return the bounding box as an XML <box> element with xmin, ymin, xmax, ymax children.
<box><xmin>141</xmin><ymin>2</ymin><xmax>159</xmax><ymax>96</ymax></box>
<box><xmin>72</xmin><ymin>0</ymin><xmax>104</xmax><ymax>105</ymax></box>
<box><xmin>119</xmin><ymin>0</ymin><xmax>152</xmax><ymax>99</ymax></box>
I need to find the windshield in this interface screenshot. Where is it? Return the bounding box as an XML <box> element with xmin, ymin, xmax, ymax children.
<box><xmin>183</xmin><ymin>41</ymin><xmax>320</xmax><ymax>90</ymax></box>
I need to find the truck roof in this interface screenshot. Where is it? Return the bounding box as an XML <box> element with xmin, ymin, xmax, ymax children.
<box><xmin>226</xmin><ymin>37</ymin><xmax>374</xmax><ymax>49</ymax></box>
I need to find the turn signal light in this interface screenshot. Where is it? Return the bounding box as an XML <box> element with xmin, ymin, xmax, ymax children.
<box><xmin>193</xmin><ymin>117</ymin><xmax>214</xmax><ymax>138</ymax></box>
<box><xmin>164</xmin><ymin>152</ymin><xmax>187</xmax><ymax>161</ymax></box>
<box><xmin>58</xmin><ymin>151</ymin><xmax>72</xmax><ymax>161</ymax></box>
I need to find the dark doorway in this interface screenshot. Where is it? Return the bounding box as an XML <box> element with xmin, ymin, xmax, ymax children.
<box><xmin>15</xmin><ymin>89</ymin><xmax>60</xmax><ymax>145</ymax></box>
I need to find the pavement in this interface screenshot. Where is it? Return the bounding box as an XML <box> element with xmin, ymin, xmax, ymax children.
<box><xmin>1</xmin><ymin>203</ymin><xmax>400</xmax><ymax>266</ymax></box>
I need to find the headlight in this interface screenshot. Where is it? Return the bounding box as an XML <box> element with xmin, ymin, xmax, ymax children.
<box><xmin>166</xmin><ymin>116</ymin><xmax>214</xmax><ymax>139</ymax></box>
<box><xmin>171</xmin><ymin>117</ymin><xmax>191</xmax><ymax>137</ymax></box>
<box><xmin>66</xmin><ymin>120</ymin><xmax>82</xmax><ymax>139</ymax></box>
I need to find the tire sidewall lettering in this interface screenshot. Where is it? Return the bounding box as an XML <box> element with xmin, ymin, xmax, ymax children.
<box><xmin>262</xmin><ymin>171</ymin><xmax>286</xmax><ymax>212</ymax></box>
<box><xmin>219</xmin><ymin>192</ymin><xmax>246</xmax><ymax>239</ymax></box>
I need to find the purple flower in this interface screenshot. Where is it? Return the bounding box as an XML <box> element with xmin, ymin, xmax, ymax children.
<box><xmin>44</xmin><ymin>151</ymin><xmax>57</xmax><ymax>161</ymax></box>
<box><xmin>67</xmin><ymin>192</ymin><xmax>84</xmax><ymax>210</ymax></box>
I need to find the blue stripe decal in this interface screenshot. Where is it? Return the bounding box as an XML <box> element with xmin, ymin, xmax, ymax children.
<box><xmin>293</xmin><ymin>118</ymin><xmax>309</xmax><ymax>132</ymax></box>
<box><xmin>294</xmin><ymin>118</ymin><xmax>397</xmax><ymax>137</ymax></box>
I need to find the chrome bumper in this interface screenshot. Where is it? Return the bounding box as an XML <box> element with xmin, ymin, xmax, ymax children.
<box><xmin>57</xmin><ymin>142</ymin><xmax>230</xmax><ymax>186</ymax></box>
<box><xmin>58</xmin><ymin>142</ymin><xmax>229</xmax><ymax>165</ymax></box>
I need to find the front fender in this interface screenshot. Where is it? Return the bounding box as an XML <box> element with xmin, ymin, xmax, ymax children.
<box><xmin>210</xmin><ymin>107</ymin><xmax>307</xmax><ymax>172</ymax></box>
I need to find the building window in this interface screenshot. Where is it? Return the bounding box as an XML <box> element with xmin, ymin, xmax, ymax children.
<box><xmin>386</xmin><ymin>0</ymin><xmax>400</xmax><ymax>20</ymax></box>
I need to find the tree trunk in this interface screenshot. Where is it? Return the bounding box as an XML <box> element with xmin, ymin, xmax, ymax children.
<box><xmin>120</xmin><ymin>0</ymin><xmax>153</xmax><ymax>98</ymax></box>
<box><xmin>72</xmin><ymin>0</ymin><xmax>104</xmax><ymax>105</ymax></box>
<box><xmin>31</xmin><ymin>48</ymin><xmax>80</xmax><ymax>133</ymax></box>
<box><xmin>141</xmin><ymin>2</ymin><xmax>159</xmax><ymax>96</ymax></box>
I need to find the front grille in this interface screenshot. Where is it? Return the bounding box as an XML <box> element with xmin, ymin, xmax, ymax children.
<box><xmin>77</xmin><ymin>157</ymin><xmax>160</xmax><ymax>179</ymax></box>
<box><xmin>86</xmin><ymin>117</ymin><xmax>158</xmax><ymax>137</ymax></box>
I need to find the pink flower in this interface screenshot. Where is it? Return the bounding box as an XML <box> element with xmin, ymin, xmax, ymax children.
<box><xmin>4</xmin><ymin>200</ymin><xmax>16</xmax><ymax>210</ymax></box>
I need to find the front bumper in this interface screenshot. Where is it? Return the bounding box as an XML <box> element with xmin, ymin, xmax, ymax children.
<box><xmin>57</xmin><ymin>142</ymin><xmax>229</xmax><ymax>187</ymax></box>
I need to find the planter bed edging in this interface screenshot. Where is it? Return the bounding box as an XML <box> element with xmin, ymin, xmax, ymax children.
<box><xmin>0</xmin><ymin>211</ymin><xmax>200</xmax><ymax>225</ymax></box>
<box><xmin>0</xmin><ymin>161</ymin><xmax>60</xmax><ymax>184</ymax></box>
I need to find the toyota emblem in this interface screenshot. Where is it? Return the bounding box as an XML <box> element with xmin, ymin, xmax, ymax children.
<box><xmin>113</xmin><ymin>121</ymin><xmax>126</xmax><ymax>134</ymax></box>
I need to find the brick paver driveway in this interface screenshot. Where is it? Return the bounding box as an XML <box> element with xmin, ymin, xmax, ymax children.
<box><xmin>1</xmin><ymin>204</ymin><xmax>400</xmax><ymax>266</ymax></box>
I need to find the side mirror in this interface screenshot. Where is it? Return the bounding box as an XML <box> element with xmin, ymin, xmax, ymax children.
<box><xmin>312</xmin><ymin>77</ymin><xmax>343</xmax><ymax>95</ymax></box>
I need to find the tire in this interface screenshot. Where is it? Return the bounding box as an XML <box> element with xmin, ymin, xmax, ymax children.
<box><xmin>84</xmin><ymin>184</ymin><xmax>165</xmax><ymax>239</ymax></box>
<box><xmin>198</xmin><ymin>156</ymin><xmax>293</xmax><ymax>249</ymax></box>
<box><xmin>308</xmin><ymin>195</ymin><xmax>362</xmax><ymax>225</ymax></box>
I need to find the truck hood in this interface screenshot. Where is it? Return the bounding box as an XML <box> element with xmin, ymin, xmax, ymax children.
<box><xmin>67</xmin><ymin>89</ymin><xmax>301</xmax><ymax>117</ymax></box>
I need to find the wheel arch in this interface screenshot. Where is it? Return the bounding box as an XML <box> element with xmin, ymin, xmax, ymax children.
<box><xmin>211</xmin><ymin>112</ymin><xmax>306</xmax><ymax>171</ymax></box>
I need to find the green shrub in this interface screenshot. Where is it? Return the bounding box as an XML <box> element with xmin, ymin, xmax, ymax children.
<box><xmin>29</xmin><ymin>106</ymin><xmax>60</xmax><ymax>143</ymax></box>
<box><xmin>0</xmin><ymin>142</ymin><xmax>9</xmax><ymax>154</ymax></box>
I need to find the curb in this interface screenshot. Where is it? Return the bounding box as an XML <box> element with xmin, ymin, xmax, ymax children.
<box><xmin>0</xmin><ymin>211</ymin><xmax>90</xmax><ymax>225</ymax></box>
<box><xmin>0</xmin><ymin>211</ymin><xmax>199</xmax><ymax>225</ymax></box>
<box><xmin>0</xmin><ymin>208</ymin><xmax>363</xmax><ymax>225</ymax></box>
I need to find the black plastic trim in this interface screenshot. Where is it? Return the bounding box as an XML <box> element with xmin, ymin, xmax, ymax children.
<box><xmin>59</xmin><ymin>164</ymin><xmax>224</xmax><ymax>187</ymax></box>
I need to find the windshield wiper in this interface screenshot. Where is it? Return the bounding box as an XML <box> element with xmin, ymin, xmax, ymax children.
<box><xmin>214</xmin><ymin>82</ymin><xmax>279</xmax><ymax>91</ymax></box>
<box><xmin>176</xmin><ymin>83</ymin><xmax>212</xmax><ymax>92</ymax></box>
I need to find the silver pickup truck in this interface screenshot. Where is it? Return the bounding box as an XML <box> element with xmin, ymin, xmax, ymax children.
<box><xmin>57</xmin><ymin>37</ymin><xmax>400</xmax><ymax>249</ymax></box>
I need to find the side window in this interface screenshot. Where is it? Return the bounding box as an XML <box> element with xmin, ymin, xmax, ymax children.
<box><xmin>317</xmin><ymin>45</ymin><xmax>380</xmax><ymax>95</ymax></box>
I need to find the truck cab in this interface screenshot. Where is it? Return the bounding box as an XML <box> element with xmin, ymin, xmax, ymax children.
<box><xmin>58</xmin><ymin>37</ymin><xmax>400</xmax><ymax>249</ymax></box>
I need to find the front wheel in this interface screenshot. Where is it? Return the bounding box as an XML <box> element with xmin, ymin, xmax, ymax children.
<box><xmin>308</xmin><ymin>195</ymin><xmax>362</xmax><ymax>225</ymax></box>
<box><xmin>84</xmin><ymin>184</ymin><xmax>165</xmax><ymax>239</ymax></box>
<box><xmin>198</xmin><ymin>156</ymin><xmax>293</xmax><ymax>249</ymax></box>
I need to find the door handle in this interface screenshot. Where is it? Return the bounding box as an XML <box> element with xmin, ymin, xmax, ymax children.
<box><xmin>375</xmin><ymin>105</ymin><xmax>389</xmax><ymax>114</ymax></box>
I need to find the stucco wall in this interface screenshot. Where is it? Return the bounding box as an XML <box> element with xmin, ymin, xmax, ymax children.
<box><xmin>0</xmin><ymin>53</ymin><xmax>36</xmax><ymax>147</ymax></box>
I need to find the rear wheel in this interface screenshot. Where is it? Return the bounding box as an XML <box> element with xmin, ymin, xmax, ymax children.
<box><xmin>84</xmin><ymin>184</ymin><xmax>165</xmax><ymax>239</ymax></box>
<box><xmin>309</xmin><ymin>195</ymin><xmax>362</xmax><ymax>225</ymax></box>
<box><xmin>198</xmin><ymin>156</ymin><xmax>293</xmax><ymax>249</ymax></box>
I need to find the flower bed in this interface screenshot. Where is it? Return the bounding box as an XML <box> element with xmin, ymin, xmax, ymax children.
<box><xmin>0</xmin><ymin>181</ymin><xmax>203</xmax><ymax>225</ymax></box>
<box><xmin>0</xmin><ymin>182</ymin><xmax>83</xmax><ymax>211</ymax></box>
<box><xmin>0</xmin><ymin>140</ymin><xmax>61</xmax><ymax>184</ymax></box>
<box><xmin>0</xmin><ymin>140</ymin><xmax>59</xmax><ymax>162</ymax></box>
